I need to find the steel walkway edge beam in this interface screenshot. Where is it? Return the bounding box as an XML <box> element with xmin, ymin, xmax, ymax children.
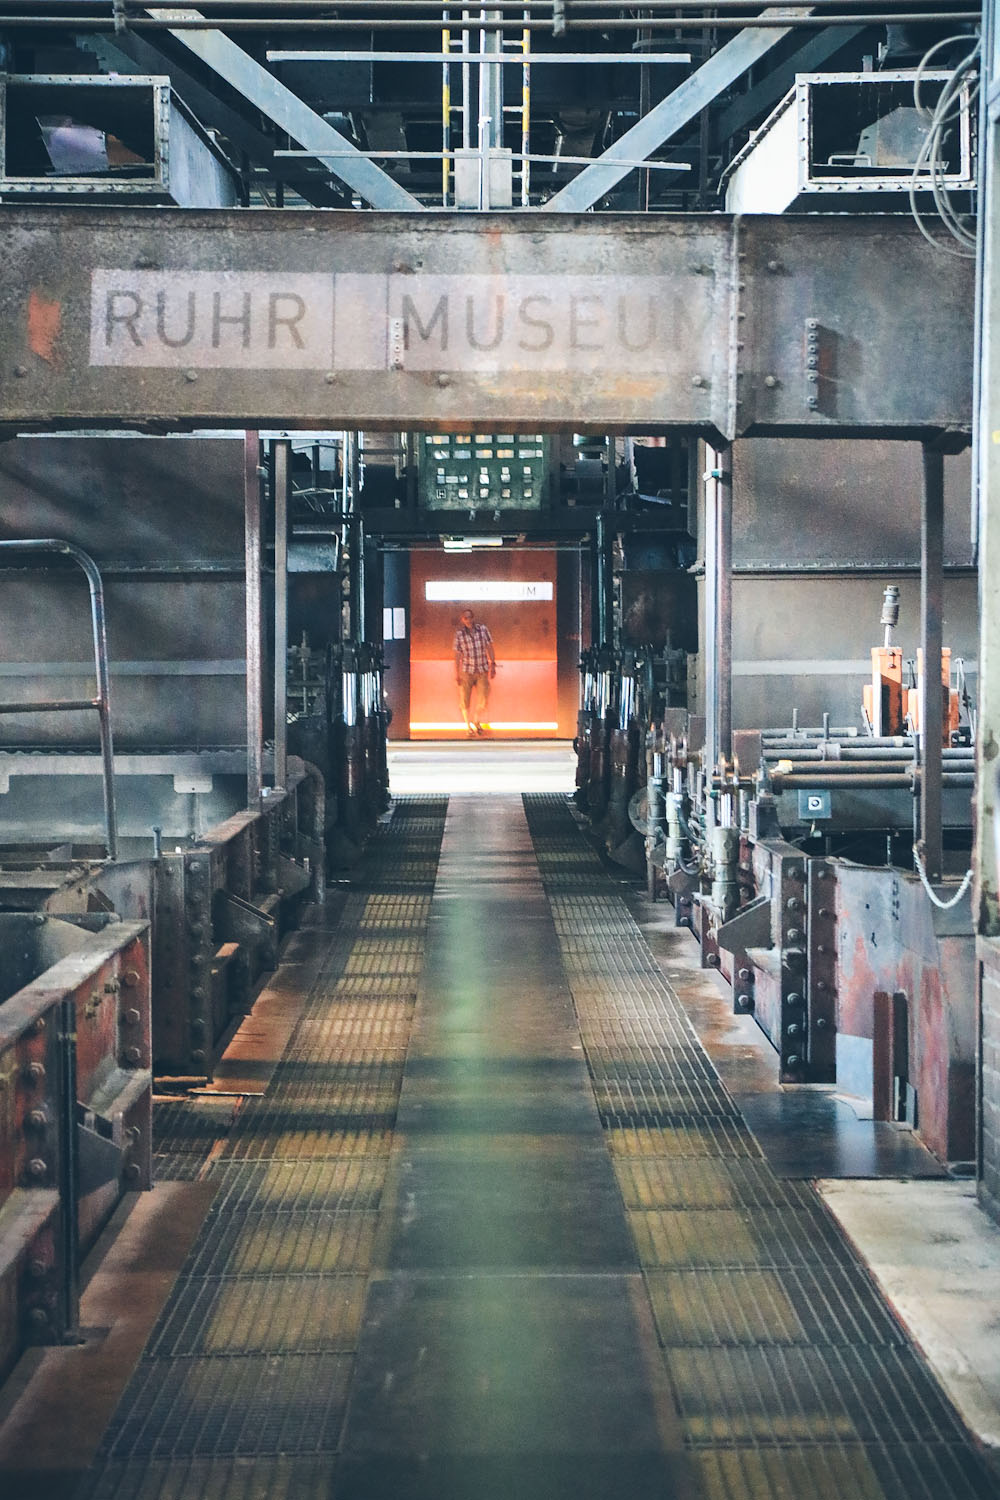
<box><xmin>0</xmin><ymin>209</ymin><xmax>973</xmax><ymax>439</ymax></box>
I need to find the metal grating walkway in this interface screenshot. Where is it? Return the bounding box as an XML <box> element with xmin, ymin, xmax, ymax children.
<box><xmin>77</xmin><ymin>797</ymin><xmax>447</xmax><ymax>1499</ymax></box>
<box><xmin>66</xmin><ymin>789</ymin><xmax>1000</xmax><ymax>1500</ymax></box>
<box><xmin>522</xmin><ymin>793</ymin><xmax>998</xmax><ymax>1500</ymax></box>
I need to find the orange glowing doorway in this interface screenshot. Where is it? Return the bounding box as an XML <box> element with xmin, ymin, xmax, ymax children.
<box><xmin>409</xmin><ymin>550</ymin><xmax>560</xmax><ymax>738</ymax></box>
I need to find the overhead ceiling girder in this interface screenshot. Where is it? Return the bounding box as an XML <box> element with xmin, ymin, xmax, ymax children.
<box><xmin>542</xmin><ymin>7</ymin><xmax>814</xmax><ymax>213</ymax></box>
<box><xmin>78</xmin><ymin>30</ymin><xmax>350</xmax><ymax>206</ymax></box>
<box><xmin>147</xmin><ymin>7</ymin><xmax>421</xmax><ymax>211</ymax></box>
<box><xmin>714</xmin><ymin>24</ymin><xmax>866</xmax><ymax>143</ymax></box>
<box><xmin>1</xmin><ymin>209</ymin><xmax>972</xmax><ymax>441</ymax></box>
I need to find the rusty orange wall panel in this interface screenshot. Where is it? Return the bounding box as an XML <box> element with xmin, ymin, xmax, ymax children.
<box><xmin>409</xmin><ymin>550</ymin><xmax>563</xmax><ymax>737</ymax></box>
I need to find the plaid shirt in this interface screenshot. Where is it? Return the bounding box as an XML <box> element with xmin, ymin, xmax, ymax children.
<box><xmin>453</xmin><ymin>622</ymin><xmax>493</xmax><ymax>674</ymax></box>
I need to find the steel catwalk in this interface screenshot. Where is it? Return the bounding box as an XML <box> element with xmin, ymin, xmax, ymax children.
<box><xmin>52</xmin><ymin>793</ymin><xmax>999</xmax><ymax>1500</ymax></box>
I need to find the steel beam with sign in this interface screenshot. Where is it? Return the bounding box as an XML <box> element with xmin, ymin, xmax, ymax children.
<box><xmin>0</xmin><ymin>209</ymin><xmax>973</xmax><ymax>439</ymax></box>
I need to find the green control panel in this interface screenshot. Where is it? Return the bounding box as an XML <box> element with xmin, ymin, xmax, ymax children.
<box><xmin>418</xmin><ymin>433</ymin><xmax>550</xmax><ymax>511</ymax></box>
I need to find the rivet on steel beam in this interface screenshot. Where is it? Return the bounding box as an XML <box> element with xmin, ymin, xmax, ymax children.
<box><xmin>706</xmin><ymin>952</ymin><xmax>720</xmax><ymax>967</ymax></box>
<box><xmin>125</xmin><ymin>1162</ymin><xmax>142</xmax><ymax>1182</ymax></box>
<box><xmin>27</xmin><ymin>1259</ymin><xmax>48</xmax><ymax>1281</ymax></box>
<box><xmin>736</xmin><ymin>993</ymin><xmax>754</xmax><ymax>1012</ymax></box>
<box><xmin>13</xmin><ymin>366</ymin><xmax>28</xmax><ymax>379</ymax></box>
<box><xmin>436</xmin><ymin>373</ymin><xmax>452</xmax><ymax>388</ymax></box>
<box><xmin>184</xmin><ymin>369</ymin><xmax>199</xmax><ymax>383</ymax></box>
<box><xmin>766</xmin><ymin>260</ymin><xmax>782</xmax><ymax>273</ymax></box>
<box><xmin>124</xmin><ymin>1046</ymin><xmax>142</xmax><ymax>1066</ymax></box>
<box><xmin>33</xmin><ymin>912</ymin><xmax>46</xmax><ymax>926</ymax></box>
<box><xmin>28</xmin><ymin>1307</ymin><xmax>49</xmax><ymax>1329</ymax></box>
<box><xmin>764</xmin><ymin>375</ymin><xmax>780</xmax><ymax>389</ymax></box>
<box><xmin>125</xmin><ymin>1008</ymin><xmax>141</xmax><ymax>1026</ymax></box>
<box><xmin>29</xmin><ymin>1017</ymin><xmax>46</xmax><ymax>1035</ymax></box>
<box><xmin>26</xmin><ymin>1158</ymin><xmax>48</xmax><ymax>1181</ymax></box>
<box><xmin>787</xmin><ymin>1023</ymin><xmax>800</xmax><ymax>1036</ymax></box>
<box><xmin>691</xmin><ymin>375</ymin><xmax>706</xmax><ymax>389</ymax></box>
<box><xmin>324</xmin><ymin>372</ymin><xmax>337</xmax><ymax>384</ymax></box>
<box><xmin>786</xmin><ymin>897</ymin><xmax>801</xmax><ymax>911</ymax></box>
<box><xmin>26</xmin><ymin>1109</ymin><xmax>49</xmax><ymax>1132</ymax></box>
<box><xmin>122</xmin><ymin>969</ymin><xmax>141</xmax><ymax>988</ymax></box>
<box><xmin>816</xmin><ymin>1018</ymin><xmax>830</xmax><ymax>1029</ymax></box>
<box><xmin>24</xmin><ymin>1061</ymin><xmax>45</xmax><ymax>1085</ymax></box>
<box><xmin>786</xmin><ymin>928</ymin><xmax>803</xmax><ymax>943</ymax></box>
<box><xmin>191</xmin><ymin>1048</ymin><xmax>207</xmax><ymax>1064</ymax></box>
<box><xmin>786</xmin><ymin>1054</ymin><xmax>800</xmax><ymax>1067</ymax></box>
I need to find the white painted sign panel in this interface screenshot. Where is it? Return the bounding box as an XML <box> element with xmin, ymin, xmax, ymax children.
<box><xmin>90</xmin><ymin>271</ymin><xmax>672</xmax><ymax>373</ymax></box>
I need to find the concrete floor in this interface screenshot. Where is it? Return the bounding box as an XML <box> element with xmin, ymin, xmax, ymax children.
<box><xmin>387</xmin><ymin>739</ymin><xmax>576</xmax><ymax>795</ymax></box>
<box><xmin>816</xmin><ymin>1179</ymin><xmax>1000</xmax><ymax>1457</ymax></box>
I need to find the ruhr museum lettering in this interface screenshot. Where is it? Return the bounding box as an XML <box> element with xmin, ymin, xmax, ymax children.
<box><xmin>91</xmin><ymin>271</ymin><xmax>677</xmax><ymax>374</ymax></box>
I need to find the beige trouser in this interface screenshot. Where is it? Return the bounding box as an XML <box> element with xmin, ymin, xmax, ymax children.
<box><xmin>457</xmin><ymin>670</ymin><xmax>490</xmax><ymax>726</ymax></box>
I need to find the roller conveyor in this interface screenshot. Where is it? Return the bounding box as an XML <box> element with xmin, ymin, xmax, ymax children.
<box><xmin>21</xmin><ymin>794</ymin><xmax>996</xmax><ymax>1499</ymax></box>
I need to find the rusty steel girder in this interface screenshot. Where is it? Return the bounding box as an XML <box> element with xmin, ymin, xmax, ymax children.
<box><xmin>0</xmin><ymin>209</ymin><xmax>974</xmax><ymax>439</ymax></box>
<box><xmin>0</xmin><ymin>915</ymin><xmax>150</xmax><ymax>1378</ymax></box>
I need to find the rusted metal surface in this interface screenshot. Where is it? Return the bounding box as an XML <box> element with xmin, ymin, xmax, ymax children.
<box><xmin>834</xmin><ymin>862</ymin><xmax>975</xmax><ymax>1163</ymax></box>
<box><xmin>0</xmin><ymin>209</ymin><xmax>974</xmax><ymax>437</ymax></box>
<box><xmin>0</xmin><ymin>914</ymin><xmax>151</xmax><ymax>1376</ymax></box>
<box><xmin>806</xmin><ymin>859</ymin><xmax>837</xmax><ymax>1081</ymax></box>
<box><xmin>152</xmin><ymin>760</ymin><xmax>321</xmax><ymax>1080</ymax></box>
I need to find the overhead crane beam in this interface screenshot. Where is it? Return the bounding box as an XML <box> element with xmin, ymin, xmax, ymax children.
<box><xmin>0</xmin><ymin>209</ymin><xmax>972</xmax><ymax>439</ymax></box>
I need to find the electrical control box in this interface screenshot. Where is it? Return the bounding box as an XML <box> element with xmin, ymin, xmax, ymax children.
<box><xmin>418</xmin><ymin>433</ymin><xmax>550</xmax><ymax>511</ymax></box>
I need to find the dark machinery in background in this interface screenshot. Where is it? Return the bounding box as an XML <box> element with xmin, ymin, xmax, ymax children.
<box><xmin>575</xmin><ymin>581</ymin><xmax>977</xmax><ymax>1170</ymax></box>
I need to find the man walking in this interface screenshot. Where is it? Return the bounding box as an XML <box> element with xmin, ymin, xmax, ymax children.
<box><xmin>453</xmin><ymin>607</ymin><xmax>496</xmax><ymax>737</ymax></box>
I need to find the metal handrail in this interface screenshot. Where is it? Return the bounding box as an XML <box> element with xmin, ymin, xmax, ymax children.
<box><xmin>0</xmin><ymin>539</ymin><xmax>118</xmax><ymax>860</ymax></box>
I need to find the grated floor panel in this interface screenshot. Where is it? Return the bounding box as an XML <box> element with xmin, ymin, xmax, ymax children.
<box><xmin>78</xmin><ymin>798</ymin><xmax>446</xmax><ymax>1491</ymax></box>
<box><xmin>523</xmin><ymin>793</ymin><xmax>999</xmax><ymax>1500</ymax></box>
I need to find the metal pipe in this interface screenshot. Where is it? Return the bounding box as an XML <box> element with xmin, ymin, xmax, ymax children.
<box><xmin>273</xmin><ymin>438</ymin><xmax>289</xmax><ymax>792</ymax></box>
<box><xmin>442</xmin><ymin>15</ymin><xmax>451</xmax><ymax>205</ymax></box>
<box><xmin>0</xmin><ymin>538</ymin><xmax>117</xmax><ymax>860</ymax></box>
<box><xmin>462</xmin><ymin>8</ymin><xmax>472</xmax><ymax>151</ymax></box>
<box><xmin>771</xmin><ymin>772</ymin><xmax>974</xmax><ymax>789</ymax></box>
<box><xmin>921</xmin><ymin>442</ymin><xmax>945</xmax><ymax>881</ymax></box>
<box><xmin>244</xmin><ymin>429</ymin><xmax>264</xmax><ymax>807</ymax></box>
<box><xmin>57</xmin><ymin>995</ymin><xmax>80</xmax><ymax>1343</ymax></box>
<box><xmin>8</xmin><ymin>12</ymin><xmax>981</xmax><ymax>27</ymax></box>
<box><xmin>703</xmin><ymin>444</ymin><xmax>732</xmax><ymax>772</ymax></box>
<box><xmin>521</xmin><ymin>13</ymin><xmax>530</xmax><ymax>207</ymax></box>
<box><xmin>145</xmin><ymin>0</ymin><xmax>977</xmax><ymax>8</ymax></box>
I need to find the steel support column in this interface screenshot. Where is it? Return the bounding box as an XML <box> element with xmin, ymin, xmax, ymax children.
<box><xmin>977</xmin><ymin>3</ymin><xmax>1000</xmax><ymax>932</ymax></box>
<box><xmin>920</xmin><ymin>442</ymin><xmax>945</xmax><ymax>883</ymax></box>
<box><xmin>703</xmin><ymin>444</ymin><xmax>733</xmax><ymax>774</ymax></box>
<box><xmin>244</xmin><ymin>430</ymin><xmax>263</xmax><ymax>807</ymax></box>
<box><xmin>596</xmin><ymin>511</ymin><xmax>614</xmax><ymax>647</ymax></box>
<box><xmin>273</xmin><ymin>439</ymin><xmax>289</xmax><ymax>792</ymax></box>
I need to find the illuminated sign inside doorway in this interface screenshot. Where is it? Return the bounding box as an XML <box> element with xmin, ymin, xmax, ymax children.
<box><xmin>425</xmin><ymin>581</ymin><xmax>553</xmax><ymax>601</ymax></box>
